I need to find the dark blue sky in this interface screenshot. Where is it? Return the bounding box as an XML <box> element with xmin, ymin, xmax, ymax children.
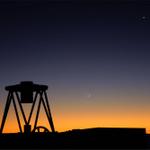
<box><xmin>1</xmin><ymin>0</ymin><xmax>150</xmax><ymax>132</ymax></box>
<box><xmin>0</xmin><ymin>1</ymin><xmax>150</xmax><ymax>87</ymax></box>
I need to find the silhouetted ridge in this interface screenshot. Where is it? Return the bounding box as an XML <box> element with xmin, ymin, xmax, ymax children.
<box><xmin>0</xmin><ymin>127</ymin><xmax>149</xmax><ymax>148</ymax></box>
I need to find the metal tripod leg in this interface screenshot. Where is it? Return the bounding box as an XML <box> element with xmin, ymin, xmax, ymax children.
<box><xmin>28</xmin><ymin>92</ymin><xmax>38</xmax><ymax>124</ymax></box>
<box><xmin>41</xmin><ymin>94</ymin><xmax>54</xmax><ymax>132</ymax></box>
<box><xmin>33</xmin><ymin>95</ymin><xmax>42</xmax><ymax>130</ymax></box>
<box><xmin>12</xmin><ymin>93</ymin><xmax>23</xmax><ymax>133</ymax></box>
<box><xmin>15</xmin><ymin>92</ymin><xmax>27</xmax><ymax>125</ymax></box>
<box><xmin>44</xmin><ymin>91</ymin><xmax>55</xmax><ymax>132</ymax></box>
<box><xmin>0</xmin><ymin>92</ymin><xmax>11</xmax><ymax>133</ymax></box>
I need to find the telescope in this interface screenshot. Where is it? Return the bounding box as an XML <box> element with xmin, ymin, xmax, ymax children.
<box><xmin>0</xmin><ymin>81</ymin><xmax>55</xmax><ymax>133</ymax></box>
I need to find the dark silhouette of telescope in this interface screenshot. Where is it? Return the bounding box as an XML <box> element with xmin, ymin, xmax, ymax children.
<box><xmin>0</xmin><ymin>81</ymin><xmax>55</xmax><ymax>134</ymax></box>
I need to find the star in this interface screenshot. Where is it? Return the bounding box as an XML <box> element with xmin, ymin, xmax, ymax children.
<box><xmin>141</xmin><ymin>16</ymin><xmax>147</xmax><ymax>20</ymax></box>
<box><xmin>138</xmin><ymin>15</ymin><xmax>149</xmax><ymax>21</ymax></box>
<box><xmin>136</xmin><ymin>15</ymin><xmax>149</xmax><ymax>23</ymax></box>
<box><xmin>87</xmin><ymin>93</ymin><xmax>92</xmax><ymax>99</ymax></box>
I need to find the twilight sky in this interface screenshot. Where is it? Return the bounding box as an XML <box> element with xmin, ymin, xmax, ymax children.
<box><xmin>1</xmin><ymin>0</ymin><xmax>150</xmax><ymax>133</ymax></box>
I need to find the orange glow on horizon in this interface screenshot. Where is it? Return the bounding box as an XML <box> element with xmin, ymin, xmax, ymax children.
<box><xmin>2</xmin><ymin>108</ymin><xmax>150</xmax><ymax>134</ymax></box>
<box><xmin>1</xmin><ymin>91</ymin><xmax>150</xmax><ymax>134</ymax></box>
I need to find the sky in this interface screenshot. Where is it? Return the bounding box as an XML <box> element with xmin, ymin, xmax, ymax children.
<box><xmin>1</xmin><ymin>0</ymin><xmax>150</xmax><ymax>133</ymax></box>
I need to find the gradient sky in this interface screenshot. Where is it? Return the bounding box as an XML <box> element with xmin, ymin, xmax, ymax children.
<box><xmin>1</xmin><ymin>0</ymin><xmax>150</xmax><ymax>133</ymax></box>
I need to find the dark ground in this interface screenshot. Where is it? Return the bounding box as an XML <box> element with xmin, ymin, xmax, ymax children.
<box><xmin>0</xmin><ymin>127</ymin><xmax>149</xmax><ymax>149</ymax></box>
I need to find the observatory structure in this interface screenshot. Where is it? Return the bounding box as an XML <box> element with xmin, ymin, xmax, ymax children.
<box><xmin>0</xmin><ymin>81</ymin><xmax>55</xmax><ymax>133</ymax></box>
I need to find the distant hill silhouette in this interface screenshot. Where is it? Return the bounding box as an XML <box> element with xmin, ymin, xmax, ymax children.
<box><xmin>0</xmin><ymin>127</ymin><xmax>149</xmax><ymax>148</ymax></box>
